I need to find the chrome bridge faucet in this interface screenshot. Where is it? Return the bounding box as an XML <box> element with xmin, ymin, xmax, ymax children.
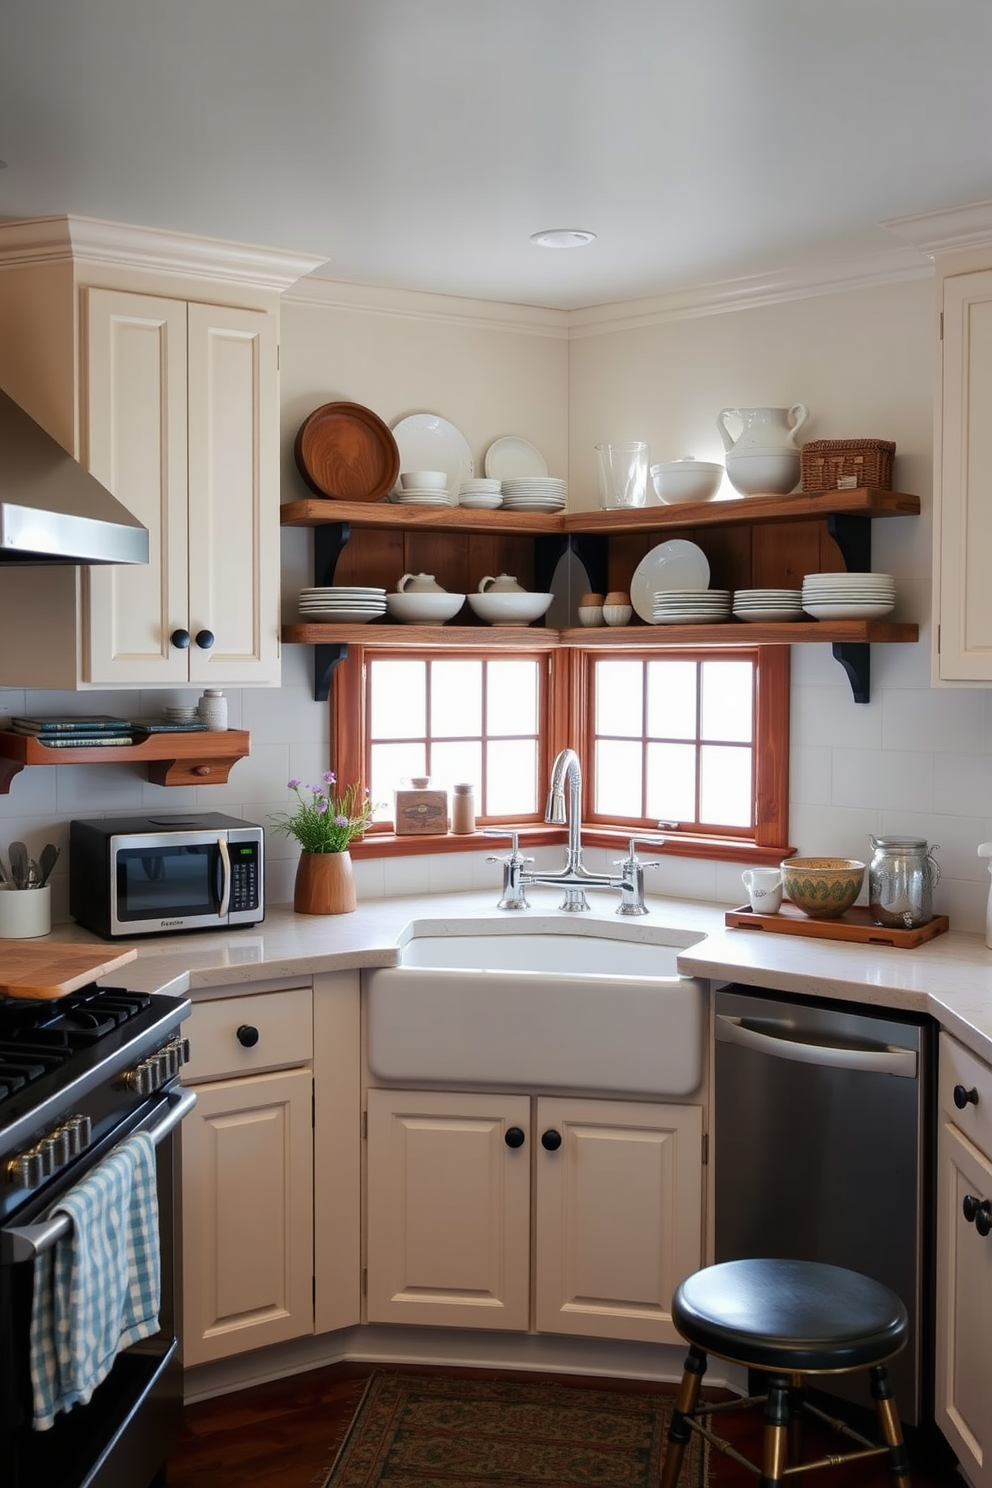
<box><xmin>485</xmin><ymin>748</ymin><xmax>668</xmax><ymax>914</ymax></box>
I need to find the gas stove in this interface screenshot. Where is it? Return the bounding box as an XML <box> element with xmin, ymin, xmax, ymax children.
<box><xmin>0</xmin><ymin>984</ymin><xmax>190</xmax><ymax>1225</ymax></box>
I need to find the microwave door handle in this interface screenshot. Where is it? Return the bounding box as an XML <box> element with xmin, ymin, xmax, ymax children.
<box><xmin>1</xmin><ymin>1087</ymin><xmax>198</xmax><ymax>1265</ymax></box>
<box><xmin>715</xmin><ymin>1014</ymin><xmax>918</xmax><ymax>1078</ymax></box>
<box><xmin>217</xmin><ymin>836</ymin><xmax>231</xmax><ymax>918</ymax></box>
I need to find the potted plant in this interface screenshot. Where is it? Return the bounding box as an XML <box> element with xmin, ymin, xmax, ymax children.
<box><xmin>270</xmin><ymin>773</ymin><xmax>373</xmax><ymax>914</ymax></box>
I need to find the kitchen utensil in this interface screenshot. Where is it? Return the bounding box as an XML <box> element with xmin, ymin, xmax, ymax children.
<box><xmin>8</xmin><ymin>841</ymin><xmax>28</xmax><ymax>890</ymax></box>
<box><xmin>868</xmin><ymin>835</ymin><xmax>940</xmax><ymax>929</ymax></box>
<box><xmin>650</xmin><ymin>458</ymin><xmax>724</xmax><ymax>504</ymax></box>
<box><xmin>718</xmin><ymin>406</ymin><xmax>808</xmax><ymax>496</ymax></box>
<box><xmin>595</xmin><ymin>441</ymin><xmax>649</xmax><ymax>508</ymax></box>
<box><xmin>38</xmin><ymin>842</ymin><xmax>59</xmax><ymax>886</ymax></box>
<box><xmin>0</xmin><ymin>941</ymin><xmax>137</xmax><ymax>998</ymax></box>
<box><xmin>295</xmin><ymin>401</ymin><xmax>400</xmax><ymax>502</ymax></box>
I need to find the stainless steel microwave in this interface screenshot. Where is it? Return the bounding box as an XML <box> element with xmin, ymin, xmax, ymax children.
<box><xmin>69</xmin><ymin>812</ymin><xmax>264</xmax><ymax>938</ymax></box>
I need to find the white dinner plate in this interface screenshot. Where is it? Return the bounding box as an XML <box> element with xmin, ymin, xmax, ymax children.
<box><xmin>803</xmin><ymin>601</ymin><xmax>895</xmax><ymax>620</ymax></box>
<box><xmin>485</xmin><ymin>436</ymin><xmax>548</xmax><ymax>480</ymax></box>
<box><xmin>391</xmin><ymin>413</ymin><xmax>474</xmax><ymax>498</ymax></box>
<box><xmin>630</xmin><ymin>540</ymin><xmax>710</xmax><ymax>623</ymax></box>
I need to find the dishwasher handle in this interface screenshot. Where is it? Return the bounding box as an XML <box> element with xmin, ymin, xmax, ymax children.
<box><xmin>715</xmin><ymin>1014</ymin><xmax>918</xmax><ymax>1078</ymax></box>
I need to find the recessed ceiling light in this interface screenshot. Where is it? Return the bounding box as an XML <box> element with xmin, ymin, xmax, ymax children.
<box><xmin>530</xmin><ymin>228</ymin><xmax>597</xmax><ymax>249</ymax></box>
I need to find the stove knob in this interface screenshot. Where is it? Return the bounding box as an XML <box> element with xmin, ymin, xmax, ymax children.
<box><xmin>64</xmin><ymin>1115</ymin><xmax>92</xmax><ymax>1157</ymax></box>
<box><xmin>7</xmin><ymin>1150</ymin><xmax>45</xmax><ymax>1189</ymax></box>
<box><xmin>43</xmin><ymin>1129</ymin><xmax>71</xmax><ymax>1171</ymax></box>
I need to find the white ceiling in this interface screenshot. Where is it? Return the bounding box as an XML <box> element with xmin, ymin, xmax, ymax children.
<box><xmin>2</xmin><ymin>1</ymin><xmax>992</xmax><ymax>310</ymax></box>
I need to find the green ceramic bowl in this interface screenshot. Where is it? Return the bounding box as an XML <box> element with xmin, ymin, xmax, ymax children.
<box><xmin>781</xmin><ymin>857</ymin><xmax>865</xmax><ymax>918</ymax></box>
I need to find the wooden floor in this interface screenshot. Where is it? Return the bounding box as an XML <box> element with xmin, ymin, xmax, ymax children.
<box><xmin>164</xmin><ymin>1362</ymin><xmax>964</xmax><ymax>1488</ymax></box>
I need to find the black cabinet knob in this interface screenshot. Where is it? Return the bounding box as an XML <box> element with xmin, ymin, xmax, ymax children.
<box><xmin>963</xmin><ymin>1194</ymin><xmax>980</xmax><ymax>1223</ymax></box>
<box><xmin>541</xmin><ymin>1129</ymin><xmax>562</xmax><ymax>1152</ymax></box>
<box><xmin>962</xmin><ymin>1194</ymin><xmax>992</xmax><ymax>1235</ymax></box>
<box><xmin>170</xmin><ymin>628</ymin><xmax>191</xmax><ymax>650</ymax></box>
<box><xmin>195</xmin><ymin>629</ymin><xmax>216</xmax><ymax>650</ymax></box>
<box><xmin>954</xmin><ymin>1084</ymin><xmax>980</xmax><ymax>1109</ymax></box>
<box><xmin>236</xmin><ymin>1024</ymin><xmax>260</xmax><ymax>1048</ymax></box>
<box><xmin>504</xmin><ymin>1126</ymin><xmax>525</xmax><ymax>1149</ymax></box>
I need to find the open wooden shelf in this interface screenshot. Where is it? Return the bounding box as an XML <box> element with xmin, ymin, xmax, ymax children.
<box><xmin>0</xmin><ymin>729</ymin><xmax>251</xmax><ymax>793</ymax></box>
<box><xmin>281</xmin><ymin>623</ymin><xmax>559</xmax><ymax>650</ymax></box>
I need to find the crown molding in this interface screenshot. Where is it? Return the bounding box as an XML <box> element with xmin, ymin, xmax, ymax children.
<box><xmin>567</xmin><ymin>247</ymin><xmax>932</xmax><ymax>337</ymax></box>
<box><xmin>883</xmin><ymin>198</ymin><xmax>992</xmax><ymax>257</ymax></box>
<box><xmin>0</xmin><ymin>215</ymin><xmax>326</xmax><ymax>291</ymax></box>
<box><xmin>285</xmin><ymin>274</ymin><xmax>570</xmax><ymax>338</ymax></box>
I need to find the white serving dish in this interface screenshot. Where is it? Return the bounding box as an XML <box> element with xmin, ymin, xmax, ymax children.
<box><xmin>385</xmin><ymin>591</ymin><xmax>466</xmax><ymax>624</ymax></box>
<box><xmin>467</xmin><ymin>591</ymin><xmax>553</xmax><ymax>626</ymax></box>
<box><xmin>650</xmin><ymin>458</ymin><xmax>724</xmax><ymax>504</ymax></box>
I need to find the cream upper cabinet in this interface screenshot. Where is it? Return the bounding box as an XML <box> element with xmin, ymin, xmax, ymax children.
<box><xmin>934</xmin><ymin>265</ymin><xmax>992</xmax><ymax>683</ymax></box>
<box><xmin>84</xmin><ymin>288</ymin><xmax>280</xmax><ymax>685</ymax></box>
<box><xmin>0</xmin><ymin>215</ymin><xmax>322</xmax><ymax>690</ymax></box>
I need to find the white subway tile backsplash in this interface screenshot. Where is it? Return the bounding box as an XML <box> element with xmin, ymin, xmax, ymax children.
<box><xmin>933</xmin><ymin>752</ymin><xmax>992</xmax><ymax>818</ymax></box>
<box><xmin>882</xmin><ymin>685</ymin><xmax>983</xmax><ymax>753</ymax></box>
<box><xmin>831</xmin><ymin>747</ymin><xmax>933</xmax><ymax>811</ymax></box>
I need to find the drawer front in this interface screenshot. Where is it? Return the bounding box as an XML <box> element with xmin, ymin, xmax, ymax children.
<box><xmin>183</xmin><ymin>985</ymin><xmax>313</xmax><ymax>1083</ymax></box>
<box><xmin>940</xmin><ymin>1032</ymin><xmax>992</xmax><ymax>1156</ymax></box>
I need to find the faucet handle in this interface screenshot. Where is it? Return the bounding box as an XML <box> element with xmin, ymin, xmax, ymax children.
<box><xmin>614</xmin><ymin>835</ymin><xmax>667</xmax><ymax>867</ymax></box>
<box><xmin>483</xmin><ymin>829</ymin><xmax>532</xmax><ymax>864</ymax></box>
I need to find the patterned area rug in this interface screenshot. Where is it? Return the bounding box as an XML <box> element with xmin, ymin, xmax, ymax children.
<box><xmin>322</xmin><ymin>1372</ymin><xmax>708</xmax><ymax>1488</ymax></box>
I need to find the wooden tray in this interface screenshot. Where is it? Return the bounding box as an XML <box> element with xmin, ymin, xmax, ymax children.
<box><xmin>0</xmin><ymin>942</ymin><xmax>138</xmax><ymax>999</ymax></box>
<box><xmin>725</xmin><ymin>901</ymin><xmax>949</xmax><ymax>948</ymax></box>
<box><xmin>294</xmin><ymin>401</ymin><xmax>400</xmax><ymax>502</ymax></box>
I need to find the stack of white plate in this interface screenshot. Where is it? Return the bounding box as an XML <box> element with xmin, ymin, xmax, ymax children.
<box><xmin>458</xmin><ymin>478</ymin><xmax>503</xmax><ymax>510</ymax></box>
<box><xmin>299</xmin><ymin>586</ymin><xmax>387</xmax><ymax>624</ymax></box>
<box><xmin>801</xmin><ymin>572</ymin><xmax>895</xmax><ymax>620</ymax></box>
<box><xmin>651</xmin><ymin>589</ymin><xmax>732</xmax><ymax>624</ymax></box>
<box><xmin>500</xmin><ymin>477</ymin><xmax>566</xmax><ymax>513</ymax></box>
<box><xmin>392</xmin><ymin>486</ymin><xmax>456</xmax><ymax>507</ymax></box>
<box><xmin>732</xmin><ymin>588</ymin><xmax>804</xmax><ymax>622</ymax></box>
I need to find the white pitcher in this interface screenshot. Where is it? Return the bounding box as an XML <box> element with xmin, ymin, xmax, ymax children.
<box><xmin>397</xmin><ymin>573</ymin><xmax>446</xmax><ymax>593</ymax></box>
<box><xmin>718</xmin><ymin>405</ymin><xmax>809</xmax><ymax>497</ymax></box>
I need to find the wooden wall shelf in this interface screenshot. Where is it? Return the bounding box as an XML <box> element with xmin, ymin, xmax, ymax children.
<box><xmin>279</xmin><ymin>489</ymin><xmax>922</xmax><ymax>702</ymax></box>
<box><xmin>0</xmin><ymin>729</ymin><xmax>251</xmax><ymax>794</ymax></box>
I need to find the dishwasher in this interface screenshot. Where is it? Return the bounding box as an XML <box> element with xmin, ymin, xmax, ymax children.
<box><xmin>714</xmin><ymin>985</ymin><xmax>935</xmax><ymax>1427</ymax></box>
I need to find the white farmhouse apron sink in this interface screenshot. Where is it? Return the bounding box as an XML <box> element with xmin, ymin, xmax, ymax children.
<box><xmin>365</xmin><ymin>919</ymin><xmax>707</xmax><ymax>1097</ymax></box>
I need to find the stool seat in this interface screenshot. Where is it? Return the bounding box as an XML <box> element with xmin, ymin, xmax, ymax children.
<box><xmin>674</xmin><ymin>1258</ymin><xmax>908</xmax><ymax>1373</ymax></box>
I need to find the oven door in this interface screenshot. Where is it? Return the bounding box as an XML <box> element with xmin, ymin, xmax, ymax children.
<box><xmin>0</xmin><ymin>1084</ymin><xmax>195</xmax><ymax>1488</ymax></box>
<box><xmin>111</xmin><ymin>830</ymin><xmax>231</xmax><ymax>936</ymax></box>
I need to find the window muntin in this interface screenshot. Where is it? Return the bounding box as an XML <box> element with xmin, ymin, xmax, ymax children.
<box><xmin>587</xmin><ymin>653</ymin><xmax>759</xmax><ymax>836</ymax></box>
<box><xmin>365</xmin><ymin>653</ymin><xmax>544</xmax><ymax>824</ymax></box>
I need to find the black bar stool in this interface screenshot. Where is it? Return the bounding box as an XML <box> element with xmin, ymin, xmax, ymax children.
<box><xmin>660</xmin><ymin>1259</ymin><xmax>911</xmax><ymax>1488</ymax></box>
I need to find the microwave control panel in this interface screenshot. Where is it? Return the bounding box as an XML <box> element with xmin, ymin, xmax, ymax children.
<box><xmin>230</xmin><ymin>840</ymin><xmax>261</xmax><ymax>911</ymax></box>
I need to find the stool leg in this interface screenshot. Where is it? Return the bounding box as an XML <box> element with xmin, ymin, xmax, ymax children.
<box><xmin>760</xmin><ymin>1374</ymin><xmax>791</xmax><ymax>1488</ymax></box>
<box><xmin>869</xmin><ymin>1365</ymin><xmax>911</xmax><ymax>1488</ymax></box>
<box><xmin>660</xmin><ymin>1346</ymin><xmax>707</xmax><ymax>1488</ymax></box>
<box><xmin>787</xmin><ymin>1374</ymin><xmax>806</xmax><ymax>1478</ymax></box>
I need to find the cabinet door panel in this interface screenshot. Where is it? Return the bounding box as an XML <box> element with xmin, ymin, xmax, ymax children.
<box><xmin>181</xmin><ymin>1066</ymin><xmax>313</xmax><ymax>1367</ymax></box>
<box><xmin>84</xmin><ymin>288</ymin><xmax>189</xmax><ymax>684</ymax></box>
<box><xmin>366</xmin><ymin>1089</ymin><xmax>530</xmax><ymax>1330</ymax></box>
<box><xmin>534</xmin><ymin>1097</ymin><xmax>703</xmax><ymax>1345</ymax></box>
<box><xmin>936</xmin><ymin>1117</ymin><xmax>992</xmax><ymax>1487</ymax></box>
<box><xmin>187</xmin><ymin>303</ymin><xmax>279</xmax><ymax>685</ymax></box>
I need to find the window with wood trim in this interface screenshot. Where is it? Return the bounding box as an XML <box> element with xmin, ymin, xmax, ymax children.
<box><xmin>582</xmin><ymin>646</ymin><xmax>790</xmax><ymax>850</ymax></box>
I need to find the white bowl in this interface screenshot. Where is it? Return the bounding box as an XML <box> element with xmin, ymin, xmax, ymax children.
<box><xmin>725</xmin><ymin>446</ymin><xmax>800</xmax><ymax>497</ymax></box>
<box><xmin>650</xmin><ymin>459</ymin><xmax>723</xmax><ymax>504</ymax></box>
<box><xmin>386</xmin><ymin>591</ymin><xmax>466</xmax><ymax>624</ymax></box>
<box><xmin>467</xmin><ymin>591</ymin><xmax>553</xmax><ymax>627</ymax></box>
<box><xmin>400</xmin><ymin>470</ymin><xmax>447</xmax><ymax>490</ymax></box>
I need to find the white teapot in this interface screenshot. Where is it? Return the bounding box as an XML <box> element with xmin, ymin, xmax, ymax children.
<box><xmin>479</xmin><ymin>573</ymin><xmax>526</xmax><ymax>593</ymax></box>
<box><xmin>397</xmin><ymin>572</ymin><xmax>446</xmax><ymax>593</ymax></box>
<box><xmin>717</xmin><ymin>404</ymin><xmax>809</xmax><ymax>497</ymax></box>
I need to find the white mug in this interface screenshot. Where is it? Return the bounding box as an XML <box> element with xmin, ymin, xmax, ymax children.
<box><xmin>742</xmin><ymin>867</ymin><xmax>783</xmax><ymax>914</ymax></box>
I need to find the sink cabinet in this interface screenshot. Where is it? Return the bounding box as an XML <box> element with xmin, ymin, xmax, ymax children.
<box><xmin>935</xmin><ymin>1033</ymin><xmax>992</xmax><ymax>1486</ymax></box>
<box><xmin>365</xmin><ymin>1087</ymin><xmax>703</xmax><ymax>1345</ymax></box>
<box><xmin>0</xmin><ymin>216</ymin><xmax>320</xmax><ymax>689</ymax></box>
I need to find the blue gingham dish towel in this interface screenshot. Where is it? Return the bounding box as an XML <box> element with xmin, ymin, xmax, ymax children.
<box><xmin>29</xmin><ymin>1131</ymin><xmax>161</xmax><ymax>1431</ymax></box>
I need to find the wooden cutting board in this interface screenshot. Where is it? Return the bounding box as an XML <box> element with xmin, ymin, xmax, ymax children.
<box><xmin>0</xmin><ymin>941</ymin><xmax>138</xmax><ymax>999</ymax></box>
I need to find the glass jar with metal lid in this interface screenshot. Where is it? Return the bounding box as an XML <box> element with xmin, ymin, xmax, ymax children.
<box><xmin>867</xmin><ymin>835</ymin><xmax>940</xmax><ymax>929</ymax></box>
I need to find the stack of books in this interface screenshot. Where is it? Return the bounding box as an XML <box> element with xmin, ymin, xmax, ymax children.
<box><xmin>9</xmin><ymin>716</ymin><xmax>135</xmax><ymax>747</ymax></box>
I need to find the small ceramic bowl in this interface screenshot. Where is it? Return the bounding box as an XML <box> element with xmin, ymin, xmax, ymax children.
<box><xmin>650</xmin><ymin>458</ymin><xmax>724</xmax><ymax>504</ymax></box>
<box><xmin>400</xmin><ymin>470</ymin><xmax>447</xmax><ymax>490</ymax></box>
<box><xmin>603</xmin><ymin>604</ymin><xmax>633</xmax><ymax>626</ymax></box>
<box><xmin>781</xmin><ymin>857</ymin><xmax>865</xmax><ymax>918</ymax></box>
<box><xmin>467</xmin><ymin>591</ymin><xmax>553</xmax><ymax>627</ymax></box>
<box><xmin>578</xmin><ymin>605</ymin><xmax>604</xmax><ymax>627</ymax></box>
<box><xmin>386</xmin><ymin>591</ymin><xmax>465</xmax><ymax>624</ymax></box>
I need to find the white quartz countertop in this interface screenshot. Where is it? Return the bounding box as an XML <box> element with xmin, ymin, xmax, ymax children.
<box><xmin>43</xmin><ymin>889</ymin><xmax>992</xmax><ymax>1066</ymax></box>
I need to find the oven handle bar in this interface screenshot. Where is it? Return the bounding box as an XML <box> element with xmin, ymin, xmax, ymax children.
<box><xmin>1</xmin><ymin>1085</ymin><xmax>197</xmax><ymax>1265</ymax></box>
<box><xmin>715</xmin><ymin>1015</ymin><xmax>918</xmax><ymax>1078</ymax></box>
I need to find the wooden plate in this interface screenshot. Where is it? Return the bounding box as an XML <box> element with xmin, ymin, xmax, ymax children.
<box><xmin>295</xmin><ymin>401</ymin><xmax>400</xmax><ymax>502</ymax></box>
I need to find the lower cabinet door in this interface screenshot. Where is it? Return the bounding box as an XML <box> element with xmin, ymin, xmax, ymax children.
<box><xmin>936</xmin><ymin>1117</ymin><xmax>992</xmax><ymax>1488</ymax></box>
<box><xmin>181</xmin><ymin>1066</ymin><xmax>314</xmax><ymax>1366</ymax></box>
<box><xmin>534</xmin><ymin>1096</ymin><xmax>703</xmax><ymax>1345</ymax></box>
<box><xmin>366</xmin><ymin>1088</ymin><xmax>531</xmax><ymax>1330</ymax></box>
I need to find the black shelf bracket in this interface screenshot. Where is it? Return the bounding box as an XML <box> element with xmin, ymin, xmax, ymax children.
<box><xmin>313</xmin><ymin>642</ymin><xmax>348</xmax><ymax>704</ymax></box>
<box><xmin>314</xmin><ymin>520</ymin><xmax>351</xmax><ymax>586</ymax></box>
<box><xmin>826</xmin><ymin>513</ymin><xmax>873</xmax><ymax>702</ymax></box>
<box><xmin>831</xmin><ymin>643</ymin><xmax>871</xmax><ymax>705</ymax></box>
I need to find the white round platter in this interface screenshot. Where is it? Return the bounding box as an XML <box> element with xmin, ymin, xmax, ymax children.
<box><xmin>630</xmin><ymin>540</ymin><xmax>710</xmax><ymax>623</ymax></box>
<box><xmin>484</xmin><ymin>436</ymin><xmax>548</xmax><ymax>480</ymax></box>
<box><xmin>391</xmin><ymin>413</ymin><xmax>474</xmax><ymax>498</ymax></box>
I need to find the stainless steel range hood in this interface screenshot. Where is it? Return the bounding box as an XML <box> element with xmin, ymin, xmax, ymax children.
<box><xmin>0</xmin><ymin>389</ymin><xmax>149</xmax><ymax>565</ymax></box>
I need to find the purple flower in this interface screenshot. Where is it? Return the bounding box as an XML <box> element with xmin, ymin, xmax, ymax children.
<box><xmin>287</xmin><ymin>778</ymin><xmax>301</xmax><ymax>790</ymax></box>
<box><xmin>334</xmin><ymin>813</ymin><xmax>349</xmax><ymax>826</ymax></box>
<box><xmin>323</xmin><ymin>771</ymin><xmax>337</xmax><ymax>786</ymax></box>
<box><xmin>315</xmin><ymin>798</ymin><xmax>329</xmax><ymax>815</ymax></box>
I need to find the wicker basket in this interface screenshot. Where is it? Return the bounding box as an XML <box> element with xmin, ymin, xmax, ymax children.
<box><xmin>801</xmin><ymin>439</ymin><xmax>895</xmax><ymax>492</ymax></box>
